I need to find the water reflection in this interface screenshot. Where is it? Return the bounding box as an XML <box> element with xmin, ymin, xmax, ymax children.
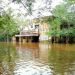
<box><xmin>0</xmin><ymin>42</ymin><xmax>17</xmax><ymax>75</ymax></box>
<box><xmin>0</xmin><ymin>42</ymin><xmax>75</xmax><ymax>75</ymax></box>
<box><xmin>14</xmin><ymin>43</ymin><xmax>50</xmax><ymax>75</ymax></box>
<box><xmin>16</xmin><ymin>43</ymin><xmax>39</xmax><ymax>60</ymax></box>
<box><xmin>48</xmin><ymin>44</ymin><xmax>75</xmax><ymax>75</ymax></box>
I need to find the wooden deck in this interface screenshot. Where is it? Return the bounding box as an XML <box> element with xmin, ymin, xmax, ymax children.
<box><xmin>15</xmin><ymin>32</ymin><xmax>39</xmax><ymax>42</ymax></box>
<box><xmin>15</xmin><ymin>28</ymin><xmax>39</xmax><ymax>42</ymax></box>
<box><xmin>15</xmin><ymin>29</ymin><xmax>39</xmax><ymax>37</ymax></box>
<box><xmin>15</xmin><ymin>33</ymin><xmax>39</xmax><ymax>37</ymax></box>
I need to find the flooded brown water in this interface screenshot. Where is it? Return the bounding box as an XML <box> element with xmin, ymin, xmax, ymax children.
<box><xmin>0</xmin><ymin>42</ymin><xmax>75</xmax><ymax>75</ymax></box>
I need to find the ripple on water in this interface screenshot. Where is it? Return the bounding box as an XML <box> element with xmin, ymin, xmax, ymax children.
<box><xmin>14</xmin><ymin>60</ymin><xmax>51</xmax><ymax>75</ymax></box>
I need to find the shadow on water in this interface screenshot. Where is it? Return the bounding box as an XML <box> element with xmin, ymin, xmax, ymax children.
<box><xmin>0</xmin><ymin>42</ymin><xmax>75</xmax><ymax>75</ymax></box>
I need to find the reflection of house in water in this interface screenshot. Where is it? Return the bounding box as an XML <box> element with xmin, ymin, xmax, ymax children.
<box><xmin>39</xmin><ymin>43</ymin><xmax>49</xmax><ymax>63</ymax></box>
<box><xmin>15</xmin><ymin>42</ymin><xmax>49</xmax><ymax>63</ymax></box>
<box><xmin>16</xmin><ymin>43</ymin><xmax>39</xmax><ymax>59</ymax></box>
<box><xmin>14</xmin><ymin>60</ymin><xmax>51</xmax><ymax>75</ymax></box>
<box><xmin>15</xmin><ymin>43</ymin><xmax>51</xmax><ymax>75</ymax></box>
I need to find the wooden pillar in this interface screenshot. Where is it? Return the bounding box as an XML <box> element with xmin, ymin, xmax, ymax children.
<box><xmin>19</xmin><ymin>37</ymin><xmax>22</xmax><ymax>43</ymax></box>
<box><xmin>31</xmin><ymin>36</ymin><xmax>33</xmax><ymax>42</ymax></box>
<box><xmin>26</xmin><ymin>36</ymin><xmax>29</xmax><ymax>42</ymax></box>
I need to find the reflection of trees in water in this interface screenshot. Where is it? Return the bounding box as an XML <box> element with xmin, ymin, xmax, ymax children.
<box><xmin>0</xmin><ymin>43</ymin><xmax>17</xmax><ymax>75</ymax></box>
<box><xmin>48</xmin><ymin>44</ymin><xmax>75</xmax><ymax>75</ymax></box>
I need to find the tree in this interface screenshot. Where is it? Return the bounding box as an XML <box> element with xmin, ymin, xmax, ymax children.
<box><xmin>12</xmin><ymin>0</ymin><xmax>35</xmax><ymax>16</ymax></box>
<box><xmin>12</xmin><ymin>0</ymin><xmax>52</xmax><ymax>17</ymax></box>
<box><xmin>50</xmin><ymin>1</ymin><xmax>75</xmax><ymax>43</ymax></box>
<box><xmin>0</xmin><ymin>12</ymin><xmax>18</xmax><ymax>41</ymax></box>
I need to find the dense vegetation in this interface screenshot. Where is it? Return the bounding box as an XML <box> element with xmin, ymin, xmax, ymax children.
<box><xmin>0</xmin><ymin>0</ymin><xmax>75</xmax><ymax>43</ymax></box>
<box><xmin>47</xmin><ymin>0</ymin><xmax>75</xmax><ymax>43</ymax></box>
<box><xmin>0</xmin><ymin>12</ymin><xmax>18</xmax><ymax>41</ymax></box>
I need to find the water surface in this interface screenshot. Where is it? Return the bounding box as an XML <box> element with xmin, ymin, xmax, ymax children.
<box><xmin>0</xmin><ymin>42</ymin><xmax>75</xmax><ymax>75</ymax></box>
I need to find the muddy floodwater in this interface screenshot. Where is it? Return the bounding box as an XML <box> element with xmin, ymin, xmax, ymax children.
<box><xmin>0</xmin><ymin>42</ymin><xmax>75</xmax><ymax>75</ymax></box>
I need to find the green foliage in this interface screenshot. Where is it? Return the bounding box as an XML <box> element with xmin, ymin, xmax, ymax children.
<box><xmin>0</xmin><ymin>13</ymin><xmax>18</xmax><ymax>41</ymax></box>
<box><xmin>52</xmin><ymin>4</ymin><xmax>67</xmax><ymax>19</ymax></box>
<box><xmin>47</xmin><ymin>17</ymin><xmax>61</xmax><ymax>36</ymax></box>
<box><xmin>64</xmin><ymin>0</ymin><xmax>75</xmax><ymax>2</ymax></box>
<box><xmin>48</xmin><ymin>1</ymin><xmax>75</xmax><ymax>38</ymax></box>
